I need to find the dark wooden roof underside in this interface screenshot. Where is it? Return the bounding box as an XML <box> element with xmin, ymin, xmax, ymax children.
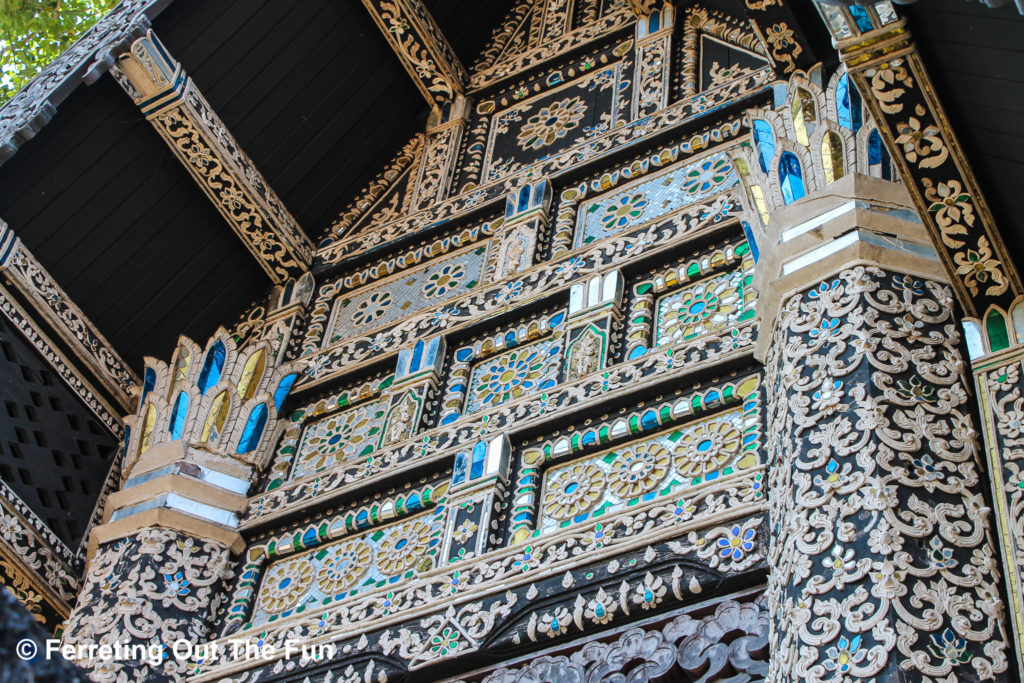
<box><xmin>0</xmin><ymin>0</ymin><xmax>507</xmax><ymax>366</ymax></box>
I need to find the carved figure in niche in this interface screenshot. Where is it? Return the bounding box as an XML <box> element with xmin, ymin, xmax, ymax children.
<box><xmin>383</xmin><ymin>395</ymin><xmax>417</xmax><ymax>446</ymax></box>
<box><xmin>497</xmin><ymin>225</ymin><xmax>534</xmax><ymax>280</ymax></box>
<box><xmin>569</xmin><ymin>329</ymin><xmax>603</xmax><ymax>379</ymax></box>
<box><xmin>506</xmin><ymin>232</ymin><xmax>527</xmax><ymax>271</ymax></box>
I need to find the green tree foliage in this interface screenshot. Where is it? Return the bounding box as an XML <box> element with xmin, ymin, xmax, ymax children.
<box><xmin>0</xmin><ymin>0</ymin><xmax>118</xmax><ymax>104</ymax></box>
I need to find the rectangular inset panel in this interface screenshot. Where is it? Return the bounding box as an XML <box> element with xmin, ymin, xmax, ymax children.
<box><xmin>653</xmin><ymin>268</ymin><xmax>755</xmax><ymax>347</ymax></box>
<box><xmin>290</xmin><ymin>398</ymin><xmax>387</xmax><ymax>480</ymax></box>
<box><xmin>576</xmin><ymin>149</ymin><xmax>739</xmax><ymax>248</ymax></box>
<box><xmin>465</xmin><ymin>336</ymin><xmax>563</xmax><ymax>414</ymax></box>
<box><xmin>328</xmin><ymin>242</ymin><xmax>489</xmax><ymax>346</ymax></box>
<box><xmin>483</xmin><ymin>62</ymin><xmax>626</xmax><ymax>182</ymax></box>
<box><xmin>537</xmin><ymin>403</ymin><xmax>759</xmax><ymax>533</ymax></box>
<box><xmin>250</xmin><ymin>507</ymin><xmax>444</xmax><ymax>625</ymax></box>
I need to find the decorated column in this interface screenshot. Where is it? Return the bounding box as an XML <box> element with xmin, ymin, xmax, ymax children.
<box><xmin>739</xmin><ymin>70</ymin><xmax>1011</xmax><ymax>680</ymax></box>
<box><xmin>411</xmin><ymin>96</ymin><xmax>471</xmax><ymax>211</ymax></box>
<box><xmin>631</xmin><ymin>2</ymin><xmax>674</xmax><ymax>120</ymax></box>
<box><xmin>61</xmin><ymin>332</ymin><xmax>302</xmax><ymax>681</ymax></box>
<box><xmin>490</xmin><ymin>179</ymin><xmax>552</xmax><ymax>282</ymax></box>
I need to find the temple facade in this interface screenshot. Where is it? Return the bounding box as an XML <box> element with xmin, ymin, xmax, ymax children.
<box><xmin>1</xmin><ymin>0</ymin><xmax>1024</xmax><ymax>681</ymax></box>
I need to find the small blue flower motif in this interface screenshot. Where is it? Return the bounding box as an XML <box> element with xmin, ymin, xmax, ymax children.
<box><xmin>808</xmin><ymin>279</ymin><xmax>841</xmax><ymax>299</ymax></box>
<box><xmin>556</xmin><ymin>256</ymin><xmax>587</xmax><ymax>277</ymax></box>
<box><xmin>824</xmin><ymin>634</ymin><xmax>864</xmax><ymax>673</ymax></box>
<box><xmin>929</xmin><ymin>536</ymin><xmax>958</xmax><ymax>570</ymax></box>
<box><xmin>892</xmin><ymin>274</ymin><xmax>926</xmax><ymax>295</ymax></box>
<box><xmin>717</xmin><ymin>525</ymin><xmax>755</xmax><ymax>560</ymax></box>
<box><xmin>305</xmin><ymin>354</ymin><xmax>331</xmax><ymax>378</ymax></box>
<box><xmin>431</xmin><ymin>306</ymin><xmax>460</xmax><ymax>328</ymax></box>
<box><xmin>496</xmin><ymin>281</ymin><xmax>524</xmax><ymax>304</ymax></box>
<box><xmin>809</xmin><ymin>318</ymin><xmax>841</xmax><ymax>340</ymax></box>
<box><xmin>912</xmin><ymin>454</ymin><xmax>944</xmax><ymax>484</ymax></box>
<box><xmin>164</xmin><ymin>571</ymin><xmax>191</xmax><ymax>597</ymax></box>
<box><xmin>513</xmin><ymin>547</ymin><xmax>533</xmax><ymax>571</ymax></box>
<box><xmin>812</xmin><ymin>380</ymin><xmax>843</xmax><ymax>408</ymax></box>
<box><xmin>315</xmin><ymin>613</ymin><xmax>330</xmax><ymax>631</ymax></box>
<box><xmin>929</xmin><ymin>628</ymin><xmax>972</xmax><ymax>665</ymax></box>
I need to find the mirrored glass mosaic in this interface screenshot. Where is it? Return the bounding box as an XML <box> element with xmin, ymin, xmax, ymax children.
<box><xmin>251</xmin><ymin>508</ymin><xmax>444</xmax><ymax>625</ymax></box>
<box><xmin>329</xmin><ymin>243</ymin><xmax>489</xmax><ymax>345</ymax></box>
<box><xmin>576</xmin><ymin>149</ymin><xmax>739</xmax><ymax>247</ymax></box>
<box><xmin>653</xmin><ymin>268</ymin><xmax>755</xmax><ymax>347</ymax></box>
<box><xmin>291</xmin><ymin>398</ymin><xmax>387</xmax><ymax>480</ymax></box>
<box><xmin>465</xmin><ymin>337</ymin><xmax>562</xmax><ymax>414</ymax></box>
<box><xmin>538</xmin><ymin>404</ymin><xmax>758</xmax><ymax>533</ymax></box>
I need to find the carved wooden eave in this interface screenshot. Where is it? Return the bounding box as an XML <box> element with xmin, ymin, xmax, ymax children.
<box><xmin>360</xmin><ymin>0</ymin><xmax>469</xmax><ymax>108</ymax></box>
<box><xmin>0</xmin><ymin>479</ymin><xmax>81</xmax><ymax>629</ymax></box>
<box><xmin>0</xmin><ymin>0</ymin><xmax>169</xmax><ymax>164</ymax></box>
<box><xmin>816</xmin><ymin>5</ymin><xmax>1023</xmax><ymax>317</ymax></box>
<box><xmin>111</xmin><ymin>31</ymin><xmax>314</xmax><ymax>285</ymax></box>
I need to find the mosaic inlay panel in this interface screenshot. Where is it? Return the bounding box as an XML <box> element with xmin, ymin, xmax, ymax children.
<box><xmin>250</xmin><ymin>507</ymin><xmax>444</xmax><ymax>626</ymax></box>
<box><xmin>328</xmin><ymin>243</ymin><xmax>489</xmax><ymax>345</ymax></box>
<box><xmin>576</xmin><ymin>149</ymin><xmax>739</xmax><ymax>247</ymax></box>
<box><xmin>538</xmin><ymin>403</ymin><xmax>759</xmax><ymax>533</ymax></box>
<box><xmin>653</xmin><ymin>268</ymin><xmax>755</xmax><ymax>347</ymax></box>
<box><xmin>484</xmin><ymin>62</ymin><xmax>626</xmax><ymax>182</ymax></box>
<box><xmin>290</xmin><ymin>398</ymin><xmax>387</xmax><ymax>480</ymax></box>
<box><xmin>465</xmin><ymin>336</ymin><xmax>562</xmax><ymax>414</ymax></box>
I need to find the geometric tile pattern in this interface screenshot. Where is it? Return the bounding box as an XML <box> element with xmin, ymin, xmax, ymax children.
<box><xmin>465</xmin><ymin>336</ymin><xmax>562</xmax><ymax>414</ymax></box>
<box><xmin>290</xmin><ymin>397</ymin><xmax>388</xmax><ymax>480</ymax></box>
<box><xmin>654</xmin><ymin>268</ymin><xmax>755</xmax><ymax>347</ymax></box>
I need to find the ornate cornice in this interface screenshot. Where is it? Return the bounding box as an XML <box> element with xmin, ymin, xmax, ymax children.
<box><xmin>112</xmin><ymin>31</ymin><xmax>313</xmax><ymax>284</ymax></box>
<box><xmin>0</xmin><ymin>221</ymin><xmax>139</xmax><ymax>412</ymax></box>
<box><xmin>361</xmin><ymin>0</ymin><xmax>469</xmax><ymax>107</ymax></box>
<box><xmin>0</xmin><ymin>0</ymin><xmax>168</xmax><ymax>164</ymax></box>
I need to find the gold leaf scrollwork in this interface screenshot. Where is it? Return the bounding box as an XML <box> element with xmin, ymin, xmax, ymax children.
<box><xmin>894</xmin><ymin>105</ymin><xmax>948</xmax><ymax>169</ymax></box>
<box><xmin>763</xmin><ymin>23</ymin><xmax>802</xmax><ymax>74</ymax></box>
<box><xmin>866</xmin><ymin>61</ymin><xmax>914</xmax><ymax>114</ymax></box>
<box><xmin>922</xmin><ymin>178</ymin><xmax>973</xmax><ymax>249</ymax></box>
<box><xmin>953</xmin><ymin>236</ymin><xmax>1009</xmax><ymax>298</ymax></box>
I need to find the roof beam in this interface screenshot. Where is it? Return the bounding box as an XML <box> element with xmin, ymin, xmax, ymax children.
<box><xmin>361</xmin><ymin>0</ymin><xmax>468</xmax><ymax>107</ymax></box>
<box><xmin>111</xmin><ymin>30</ymin><xmax>313</xmax><ymax>284</ymax></box>
<box><xmin>0</xmin><ymin>221</ymin><xmax>135</xmax><ymax>425</ymax></box>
